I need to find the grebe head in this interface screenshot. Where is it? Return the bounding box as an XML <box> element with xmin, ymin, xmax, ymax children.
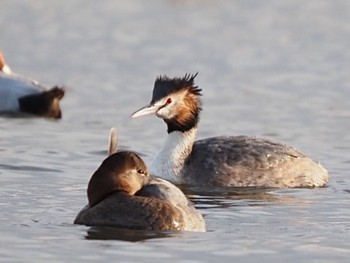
<box><xmin>131</xmin><ymin>73</ymin><xmax>202</xmax><ymax>133</ymax></box>
<box><xmin>87</xmin><ymin>151</ymin><xmax>149</xmax><ymax>207</ymax></box>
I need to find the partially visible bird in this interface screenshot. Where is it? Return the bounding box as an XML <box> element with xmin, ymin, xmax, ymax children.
<box><xmin>74</xmin><ymin>128</ymin><xmax>205</xmax><ymax>232</ymax></box>
<box><xmin>0</xmin><ymin>51</ymin><xmax>65</xmax><ymax>119</ymax></box>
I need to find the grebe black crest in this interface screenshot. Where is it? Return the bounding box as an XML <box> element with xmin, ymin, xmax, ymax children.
<box><xmin>131</xmin><ymin>73</ymin><xmax>329</xmax><ymax>188</ymax></box>
<box><xmin>152</xmin><ymin>73</ymin><xmax>202</xmax><ymax>104</ymax></box>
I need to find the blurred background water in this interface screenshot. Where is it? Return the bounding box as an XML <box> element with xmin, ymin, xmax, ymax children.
<box><xmin>0</xmin><ymin>0</ymin><xmax>349</xmax><ymax>262</ymax></box>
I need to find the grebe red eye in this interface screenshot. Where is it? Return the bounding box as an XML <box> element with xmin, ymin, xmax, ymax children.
<box><xmin>166</xmin><ymin>98</ymin><xmax>172</xmax><ymax>104</ymax></box>
<box><xmin>137</xmin><ymin>169</ymin><xmax>147</xmax><ymax>176</ymax></box>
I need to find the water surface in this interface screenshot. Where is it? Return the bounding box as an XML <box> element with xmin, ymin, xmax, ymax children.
<box><xmin>0</xmin><ymin>0</ymin><xmax>349</xmax><ymax>262</ymax></box>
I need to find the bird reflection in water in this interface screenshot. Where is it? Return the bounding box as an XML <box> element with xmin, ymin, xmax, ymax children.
<box><xmin>84</xmin><ymin>226</ymin><xmax>185</xmax><ymax>242</ymax></box>
<box><xmin>181</xmin><ymin>185</ymin><xmax>312</xmax><ymax>210</ymax></box>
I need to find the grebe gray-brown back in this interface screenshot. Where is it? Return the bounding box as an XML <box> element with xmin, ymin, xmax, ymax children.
<box><xmin>131</xmin><ymin>74</ymin><xmax>328</xmax><ymax>188</ymax></box>
<box><xmin>74</xmin><ymin>129</ymin><xmax>205</xmax><ymax>232</ymax></box>
<box><xmin>0</xmin><ymin>51</ymin><xmax>64</xmax><ymax>119</ymax></box>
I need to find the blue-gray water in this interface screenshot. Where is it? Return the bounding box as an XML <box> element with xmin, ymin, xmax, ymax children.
<box><xmin>1</xmin><ymin>0</ymin><xmax>349</xmax><ymax>262</ymax></box>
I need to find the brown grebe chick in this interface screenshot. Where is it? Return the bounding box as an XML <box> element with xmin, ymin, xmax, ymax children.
<box><xmin>74</xmin><ymin>137</ymin><xmax>205</xmax><ymax>231</ymax></box>
<box><xmin>131</xmin><ymin>73</ymin><xmax>329</xmax><ymax>188</ymax></box>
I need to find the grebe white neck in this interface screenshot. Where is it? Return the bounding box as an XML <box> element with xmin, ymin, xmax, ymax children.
<box><xmin>150</xmin><ymin>128</ymin><xmax>197</xmax><ymax>183</ymax></box>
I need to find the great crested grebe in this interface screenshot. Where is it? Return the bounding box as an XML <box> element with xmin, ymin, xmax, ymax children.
<box><xmin>131</xmin><ymin>73</ymin><xmax>328</xmax><ymax>188</ymax></box>
<box><xmin>0</xmin><ymin>51</ymin><xmax>64</xmax><ymax>119</ymax></box>
<box><xmin>74</xmin><ymin>128</ymin><xmax>205</xmax><ymax>232</ymax></box>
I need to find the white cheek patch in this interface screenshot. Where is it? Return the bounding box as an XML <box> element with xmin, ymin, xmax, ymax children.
<box><xmin>157</xmin><ymin>105</ymin><xmax>174</xmax><ymax>119</ymax></box>
<box><xmin>155</xmin><ymin>90</ymin><xmax>188</xmax><ymax>119</ymax></box>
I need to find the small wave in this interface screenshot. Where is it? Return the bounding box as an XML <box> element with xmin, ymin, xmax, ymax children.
<box><xmin>0</xmin><ymin>164</ymin><xmax>62</xmax><ymax>173</ymax></box>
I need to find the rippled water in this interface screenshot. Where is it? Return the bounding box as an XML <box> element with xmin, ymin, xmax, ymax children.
<box><xmin>1</xmin><ymin>0</ymin><xmax>350</xmax><ymax>262</ymax></box>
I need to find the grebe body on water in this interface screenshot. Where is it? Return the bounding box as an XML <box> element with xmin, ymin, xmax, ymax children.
<box><xmin>131</xmin><ymin>74</ymin><xmax>328</xmax><ymax>188</ymax></box>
